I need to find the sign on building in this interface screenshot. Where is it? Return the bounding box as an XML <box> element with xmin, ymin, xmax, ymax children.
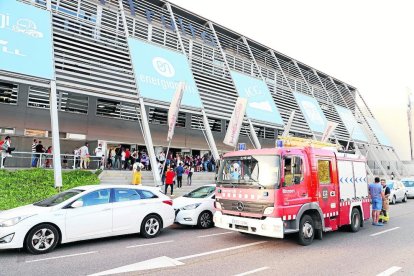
<box><xmin>293</xmin><ymin>92</ymin><xmax>328</xmax><ymax>133</ymax></box>
<box><xmin>334</xmin><ymin>105</ymin><xmax>368</xmax><ymax>142</ymax></box>
<box><xmin>128</xmin><ymin>38</ymin><xmax>203</xmax><ymax>109</ymax></box>
<box><xmin>0</xmin><ymin>0</ymin><xmax>54</xmax><ymax>79</ymax></box>
<box><xmin>230</xmin><ymin>70</ymin><xmax>284</xmax><ymax>126</ymax></box>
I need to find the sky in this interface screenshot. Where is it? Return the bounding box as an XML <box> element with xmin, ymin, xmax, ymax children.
<box><xmin>169</xmin><ymin>0</ymin><xmax>414</xmax><ymax>160</ymax></box>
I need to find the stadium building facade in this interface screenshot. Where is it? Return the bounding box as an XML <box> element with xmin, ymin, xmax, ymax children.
<box><xmin>0</xmin><ymin>0</ymin><xmax>406</xmax><ymax>178</ymax></box>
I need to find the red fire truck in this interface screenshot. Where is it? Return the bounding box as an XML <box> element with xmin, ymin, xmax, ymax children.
<box><xmin>213</xmin><ymin>138</ymin><xmax>370</xmax><ymax>245</ymax></box>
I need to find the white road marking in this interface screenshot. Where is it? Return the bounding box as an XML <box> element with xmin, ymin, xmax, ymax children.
<box><xmin>25</xmin><ymin>251</ymin><xmax>98</xmax><ymax>263</ymax></box>
<box><xmin>175</xmin><ymin>241</ymin><xmax>267</xmax><ymax>261</ymax></box>
<box><xmin>197</xmin><ymin>231</ymin><xmax>234</xmax><ymax>238</ymax></box>
<box><xmin>234</xmin><ymin>267</ymin><xmax>270</xmax><ymax>276</ymax></box>
<box><xmin>126</xmin><ymin>240</ymin><xmax>174</xmax><ymax>248</ymax></box>
<box><xmin>90</xmin><ymin>241</ymin><xmax>267</xmax><ymax>275</ymax></box>
<box><xmin>370</xmin><ymin>227</ymin><xmax>400</xmax><ymax>237</ymax></box>
<box><xmin>376</xmin><ymin>266</ymin><xmax>402</xmax><ymax>276</ymax></box>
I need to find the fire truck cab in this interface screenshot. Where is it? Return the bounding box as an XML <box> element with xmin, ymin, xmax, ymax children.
<box><xmin>213</xmin><ymin>138</ymin><xmax>370</xmax><ymax>245</ymax></box>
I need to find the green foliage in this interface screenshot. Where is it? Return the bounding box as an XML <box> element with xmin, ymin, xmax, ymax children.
<box><xmin>0</xmin><ymin>169</ymin><xmax>100</xmax><ymax>210</ymax></box>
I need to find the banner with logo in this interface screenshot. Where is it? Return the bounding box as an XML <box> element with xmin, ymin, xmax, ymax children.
<box><xmin>321</xmin><ymin>121</ymin><xmax>338</xmax><ymax>142</ymax></box>
<box><xmin>224</xmin><ymin>97</ymin><xmax>247</xmax><ymax>147</ymax></box>
<box><xmin>293</xmin><ymin>92</ymin><xmax>328</xmax><ymax>133</ymax></box>
<box><xmin>128</xmin><ymin>38</ymin><xmax>203</xmax><ymax>109</ymax></box>
<box><xmin>334</xmin><ymin>105</ymin><xmax>368</xmax><ymax>142</ymax></box>
<box><xmin>167</xmin><ymin>82</ymin><xmax>185</xmax><ymax>141</ymax></box>
<box><xmin>230</xmin><ymin>70</ymin><xmax>284</xmax><ymax>126</ymax></box>
<box><xmin>365</xmin><ymin>117</ymin><xmax>392</xmax><ymax>146</ymax></box>
<box><xmin>0</xmin><ymin>1</ymin><xmax>54</xmax><ymax>79</ymax></box>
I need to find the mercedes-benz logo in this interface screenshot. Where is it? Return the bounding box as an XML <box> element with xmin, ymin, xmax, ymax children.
<box><xmin>236</xmin><ymin>201</ymin><xmax>244</xmax><ymax>212</ymax></box>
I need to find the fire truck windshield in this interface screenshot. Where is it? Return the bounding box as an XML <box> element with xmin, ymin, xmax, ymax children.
<box><xmin>218</xmin><ymin>155</ymin><xmax>280</xmax><ymax>188</ymax></box>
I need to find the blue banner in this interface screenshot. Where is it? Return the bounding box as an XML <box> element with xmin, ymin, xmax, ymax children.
<box><xmin>293</xmin><ymin>92</ymin><xmax>327</xmax><ymax>133</ymax></box>
<box><xmin>128</xmin><ymin>38</ymin><xmax>202</xmax><ymax>109</ymax></box>
<box><xmin>230</xmin><ymin>71</ymin><xmax>284</xmax><ymax>125</ymax></box>
<box><xmin>334</xmin><ymin>105</ymin><xmax>368</xmax><ymax>142</ymax></box>
<box><xmin>366</xmin><ymin>117</ymin><xmax>392</xmax><ymax>146</ymax></box>
<box><xmin>0</xmin><ymin>1</ymin><xmax>54</xmax><ymax>79</ymax></box>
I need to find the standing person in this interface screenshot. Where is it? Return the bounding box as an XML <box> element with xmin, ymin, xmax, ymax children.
<box><xmin>369</xmin><ymin>177</ymin><xmax>385</xmax><ymax>226</ymax></box>
<box><xmin>45</xmin><ymin>146</ymin><xmax>53</xmax><ymax>168</ymax></box>
<box><xmin>114</xmin><ymin>144</ymin><xmax>122</xmax><ymax>170</ymax></box>
<box><xmin>158</xmin><ymin>151</ymin><xmax>166</xmax><ymax>164</ymax></box>
<box><xmin>79</xmin><ymin>142</ymin><xmax>89</xmax><ymax>169</ymax></box>
<box><xmin>165</xmin><ymin>167</ymin><xmax>175</xmax><ymax>196</ymax></box>
<box><xmin>31</xmin><ymin>139</ymin><xmax>38</xmax><ymax>167</ymax></box>
<box><xmin>74</xmin><ymin>147</ymin><xmax>80</xmax><ymax>169</ymax></box>
<box><xmin>187</xmin><ymin>165</ymin><xmax>194</xmax><ymax>186</ymax></box>
<box><xmin>62</xmin><ymin>152</ymin><xmax>68</xmax><ymax>169</ymax></box>
<box><xmin>0</xmin><ymin>136</ymin><xmax>12</xmax><ymax>169</ymax></box>
<box><xmin>124</xmin><ymin>148</ymin><xmax>131</xmax><ymax>170</ymax></box>
<box><xmin>379</xmin><ymin>179</ymin><xmax>391</xmax><ymax>223</ymax></box>
<box><xmin>35</xmin><ymin>140</ymin><xmax>45</xmax><ymax>168</ymax></box>
<box><xmin>121</xmin><ymin>148</ymin><xmax>126</xmax><ymax>170</ymax></box>
<box><xmin>95</xmin><ymin>143</ymin><xmax>103</xmax><ymax>169</ymax></box>
<box><xmin>175</xmin><ymin>162</ymin><xmax>184</xmax><ymax>189</ymax></box>
<box><xmin>131</xmin><ymin>162</ymin><xmax>142</xmax><ymax>185</ymax></box>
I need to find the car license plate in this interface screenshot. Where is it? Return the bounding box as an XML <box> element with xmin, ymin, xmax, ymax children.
<box><xmin>232</xmin><ymin>219</ymin><xmax>248</xmax><ymax>226</ymax></box>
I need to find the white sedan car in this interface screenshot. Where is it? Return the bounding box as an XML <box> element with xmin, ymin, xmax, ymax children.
<box><xmin>387</xmin><ymin>180</ymin><xmax>408</xmax><ymax>204</ymax></box>
<box><xmin>401</xmin><ymin>178</ymin><xmax>414</xmax><ymax>198</ymax></box>
<box><xmin>0</xmin><ymin>185</ymin><xmax>175</xmax><ymax>254</ymax></box>
<box><xmin>173</xmin><ymin>185</ymin><xmax>216</xmax><ymax>229</ymax></box>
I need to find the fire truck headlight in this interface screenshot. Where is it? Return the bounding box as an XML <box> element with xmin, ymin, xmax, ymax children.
<box><xmin>263</xmin><ymin>207</ymin><xmax>274</xmax><ymax>215</ymax></box>
<box><xmin>214</xmin><ymin>202</ymin><xmax>222</xmax><ymax>210</ymax></box>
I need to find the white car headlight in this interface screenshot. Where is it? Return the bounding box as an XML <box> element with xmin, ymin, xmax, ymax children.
<box><xmin>182</xmin><ymin>203</ymin><xmax>201</xmax><ymax>210</ymax></box>
<box><xmin>0</xmin><ymin>215</ymin><xmax>33</xmax><ymax>227</ymax></box>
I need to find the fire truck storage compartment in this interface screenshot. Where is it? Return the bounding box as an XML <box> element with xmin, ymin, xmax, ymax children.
<box><xmin>337</xmin><ymin>159</ymin><xmax>368</xmax><ymax>201</ymax></box>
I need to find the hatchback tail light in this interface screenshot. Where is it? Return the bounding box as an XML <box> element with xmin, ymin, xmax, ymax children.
<box><xmin>163</xmin><ymin>200</ymin><xmax>173</xmax><ymax>206</ymax></box>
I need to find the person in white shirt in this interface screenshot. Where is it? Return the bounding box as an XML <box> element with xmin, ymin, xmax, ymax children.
<box><xmin>121</xmin><ymin>148</ymin><xmax>126</xmax><ymax>170</ymax></box>
<box><xmin>187</xmin><ymin>166</ymin><xmax>195</xmax><ymax>185</ymax></box>
<box><xmin>95</xmin><ymin>143</ymin><xmax>103</xmax><ymax>169</ymax></box>
<box><xmin>79</xmin><ymin>142</ymin><xmax>89</xmax><ymax>169</ymax></box>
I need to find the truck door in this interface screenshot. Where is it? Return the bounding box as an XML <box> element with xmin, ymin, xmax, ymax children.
<box><xmin>317</xmin><ymin>159</ymin><xmax>339</xmax><ymax>218</ymax></box>
<box><xmin>281</xmin><ymin>154</ymin><xmax>308</xmax><ymax>206</ymax></box>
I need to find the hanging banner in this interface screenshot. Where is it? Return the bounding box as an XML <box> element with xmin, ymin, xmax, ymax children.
<box><xmin>128</xmin><ymin>38</ymin><xmax>202</xmax><ymax>109</ymax></box>
<box><xmin>321</xmin><ymin>121</ymin><xmax>338</xmax><ymax>142</ymax></box>
<box><xmin>0</xmin><ymin>0</ymin><xmax>54</xmax><ymax>79</ymax></box>
<box><xmin>293</xmin><ymin>92</ymin><xmax>328</xmax><ymax>133</ymax></box>
<box><xmin>281</xmin><ymin>110</ymin><xmax>296</xmax><ymax>137</ymax></box>
<box><xmin>230</xmin><ymin>70</ymin><xmax>284</xmax><ymax>125</ymax></box>
<box><xmin>167</xmin><ymin>82</ymin><xmax>185</xmax><ymax>141</ymax></box>
<box><xmin>334</xmin><ymin>105</ymin><xmax>368</xmax><ymax>142</ymax></box>
<box><xmin>224</xmin><ymin>97</ymin><xmax>247</xmax><ymax>147</ymax></box>
<box><xmin>365</xmin><ymin>117</ymin><xmax>392</xmax><ymax>146</ymax></box>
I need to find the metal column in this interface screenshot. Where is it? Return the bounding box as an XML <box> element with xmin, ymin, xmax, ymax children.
<box><xmin>166</xmin><ymin>3</ymin><xmax>220</xmax><ymax>160</ymax></box>
<box><xmin>50</xmin><ymin>80</ymin><xmax>62</xmax><ymax>188</ymax></box>
<box><xmin>119</xmin><ymin>0</ymin><xmax>160</xmax><ymax>185</ymax></box>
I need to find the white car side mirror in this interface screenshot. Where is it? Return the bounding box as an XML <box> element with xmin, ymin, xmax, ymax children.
<box><xmin>71</xmin><ymin>201</ymin><xmax>84</xmax><ymax>208</ymax></box>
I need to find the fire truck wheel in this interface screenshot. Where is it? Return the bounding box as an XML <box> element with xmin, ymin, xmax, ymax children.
<box><xmin>298</xmin><ymin>215</ymin><xmax>315</xmax><ymax>246</ymax></box>
<box><xmin>350</xmin><ymin>208</ymin><xmax>361</xmax><ymax>233</ymax></box>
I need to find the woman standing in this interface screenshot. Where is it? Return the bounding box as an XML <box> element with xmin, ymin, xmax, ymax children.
<box><xmin>187</xmin><ymin>165</ymin><xmax>194</xmax><ymax>186</ymax></box>
<box><xmin>131</xmin><ymin>162</ymin><xmax>142</xmax><ymax>185</ymax></box>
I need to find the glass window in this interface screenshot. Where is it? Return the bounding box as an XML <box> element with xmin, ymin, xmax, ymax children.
<box><xmin>114</xmin><ymin>189</ymin><xmax>141</xmax><ymax>202</ymax></box>
<box><xmin>77</xmin><ymin>189</ymin><xmax>110</xmax><ymax>207</ymax></box>
<box><xmin>318</xmin><ymin>160</ymin><xmax>332</xmax><ymax>184</ymax></box>
<box><xmin>138</xmin><ymin>190</ymin><xmax>158</xmax><ymax>199</ymax></box>
<box><xmin>402</xmin><ymin>181</ymin><xmax>414</xmax><ymax>187</ymax></box>
<box><xmin>34</xmin><ymin>189</ymin><xmax>83</xmax><ymax>207</ymax></box>
<box><xmin>283</xmin><ymin>156</ymin><xmax>303</xmax><ymax>187</ymax></box>
<box><xmin>184</xmin><ymin>186</ymin><xmax>216</xmax><ymax>198</ymax></box>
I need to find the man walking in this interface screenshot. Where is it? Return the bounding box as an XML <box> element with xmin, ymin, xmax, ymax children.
<box><xmin>79</xmin><ymin>142</ymin><xmax>89</xmax><ymax>169</ymax></box>
<box><xmin>165</xmin><ymin>167</ymin><xmax>175</xmax><ymax>196</ymax></box>
<box><xmin>369</xmin><ymin>177</ymin><xmax>385</xmax><ymax>226</ymax></box>
<box><xmin>176</xmin><ymin>162</ymin><xmax>184</xmax><ymax>189</ymax></box>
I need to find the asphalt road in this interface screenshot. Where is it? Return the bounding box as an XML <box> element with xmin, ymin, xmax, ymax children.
<box><xmin>1</xmin><ymin>200</ymin><xmax>414</xmax><ymax>276</ymax></box>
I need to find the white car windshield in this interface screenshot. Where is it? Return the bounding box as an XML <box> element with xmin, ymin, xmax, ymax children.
<box><xmin>183</xmin><ymin>186</ymin><xmax>215</xmax><ymax>198</ymax></box>
<box><xmin>402</xmin><ymin>181</ymin><xmax>414</xmax><ymax>187</ymax></box>
<box><xmin>34</xmin><ymin>189</ymin><xmax>84</xmax><ymax>207</ymax></box>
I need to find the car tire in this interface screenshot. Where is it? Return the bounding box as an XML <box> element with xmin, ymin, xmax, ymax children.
<box><xmin>141</xmin><ymin>215</ymin><xmax>162</xmax><ymax>238</ymax></box>
<box><xmin>25</xmin><ymin>224</ymin><xmax>59</xmax><ymax>255</ymax></box>
<box><xmin>350</xmin><ymin>208</ymin><xmax>361</xmax><ymax>233</ymax></box>
<box><xmin>403</xmin><ymin>194</ymin><xmax>408</xmax><ymax>203</ymax></box>
<box><xmin>197</xmin><ymin>211</ymin><xmax>214</xmax><ymax>229</ymax></box>
<box><xmin>391</xmin><ymin>195</ymin><xmax>396</xmax><ymax>205</ymax></box>
<box><xmin>298</xmin><ymin>215</ymin><xmax>315</xmax><ymax>246</ymax></box>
